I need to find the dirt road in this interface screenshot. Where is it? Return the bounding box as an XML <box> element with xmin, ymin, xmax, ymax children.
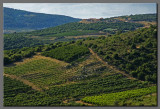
<box><xmin>75</xmin><ymin>100</ymin><xmax>93</xmax><ymax>106</ymax></box>
<box><xmin>89</xmin><ymin>48</ymin><xmax>136</xmax><ymax>80</ymax></box>
<box><xmin>4</xmin><ymin>73</ymin><xmax>43</xmax><ymax>92</ymax></box>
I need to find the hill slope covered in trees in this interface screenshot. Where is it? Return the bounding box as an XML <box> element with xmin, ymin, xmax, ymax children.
<box><xmin>4</xmin><ymin>7</ymin><xmax>81</xmax><ymax>33</ymax></box>
<box><xmin>4</xmin><ymin>13</ymin><xmax>157</xmax><ymax>50</ymax></box>
<box><xmin>4</xmin><ymin>20</ymin><xmax>144</xmax><ymax>50</ymax></box>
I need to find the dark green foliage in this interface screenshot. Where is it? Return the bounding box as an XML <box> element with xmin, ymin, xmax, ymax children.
<box><xmin>4</xmin><ymin>76</ymin><xmax>32</xmax><ymax>98</ymax></box>
<box><xmin>4</xmin><ymin>7</ymin><xmax>81</xmax><ymax>33</ymax></box>
<box><xmin>28</xmin><ymin>22</ymin><xmax>143</xmax><ymax>37</ymax></box>
<box><xmin>114</xmin><ymin>14</ymin><xmax>157</xmax><ymax>22</ymax></box>
<box><xmin>4</xmin><ymin>76</ymin><xmax>62</xmax><ymax>106</ymax></box>
<box><xmin>113</xmin><ymin>53</ymin><xmax>119</xmax><ymax>60</ymax></box>
<box><xmin>42</xmin><ymin>44</ymin><xmax>90</xmax><ymax>62</ymax></box>
<box><xmin>50</xmin><ymin>30</ymin><xmax>98</xmax><ymax>37</ymax></box>
<box><xmin>4</xmin><ymin>13</ymin><xmax>147</xmax><ymax>50</ymax></box>
<box><xmin>4</xmin><ymin>56</ymin><xmax>12</xmax><ymax>65</ymax></box>
<box><xmin>131</xmin><ymin>44</ymin><xmax>136</xmax><ymax>49</ymax></box>
<box><xmin>4</xmin><ymin>21</ymin><xmax>143</xmax><ymax>50</ymax></box>
<box><xmin>89</xmin><ymin>25</ymin><xmax>157</xmax><ymax>83</ymax></box>
<box><xmin>4</xmin><ymin>47</ymin><xmax>36</xmax><ymax>65</ymax></box>
<box><xmin>4</xmin><ymin>33</ymin><xmax>44</xmax><ymax>50</ymax></box>
<box><xmin>129</xmin><ymin>14</ymin><xmax>157</xmax><ymax>21</ymax></box>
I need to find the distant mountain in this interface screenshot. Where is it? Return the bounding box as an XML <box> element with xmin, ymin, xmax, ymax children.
<box><xmin>3</xmin><ymin>7</ymin><xmax>81</xmax><ymax>33</ymax></box>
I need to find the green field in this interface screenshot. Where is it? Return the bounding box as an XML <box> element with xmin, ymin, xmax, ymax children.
<box><xmin>82</xmin><ymin>86</ymin><xmax>156</xmax><ymax>106</ymax></box>
<box><xmin>4</xmin><ymin>57</ymin><xmax>69</xmax><ymax>87</ymax></box>
<box><xmin>41</xmin><ymin>44</ymin><xmax>90</xmax><ymax>62</ymax></box>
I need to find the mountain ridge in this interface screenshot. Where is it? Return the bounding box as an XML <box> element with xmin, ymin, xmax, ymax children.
<box><xmin>4</xmin><ymin>7</ymin><xmax>81</xmax><ymax>33</ymax></box>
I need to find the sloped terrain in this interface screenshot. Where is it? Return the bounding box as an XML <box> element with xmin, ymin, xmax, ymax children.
<box><xmin>4</xmin><ymin>7</ymin><xmax>81</xmax><ymax>33</ymax></box>
<box><xmin>4</xmin><ymin>24</ymin><xmax>157</xmax><ymax>106</ymax></box>
<box><xmin>5</xmin><ymin>14</ymin><xmax>157</xmax><ymax>50</ymax></box>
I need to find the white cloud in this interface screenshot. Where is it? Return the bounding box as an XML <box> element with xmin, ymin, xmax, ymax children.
<box><xmin>3</xmin><ymin>3</ymin><xmax>156</xmax><ymax>19</ymax></box>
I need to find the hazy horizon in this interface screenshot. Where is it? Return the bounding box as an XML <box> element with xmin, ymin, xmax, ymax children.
<box><xmin>3</xmin><ymin>3</ymin><xmax>157</xmax><ymax>19</ymax></box>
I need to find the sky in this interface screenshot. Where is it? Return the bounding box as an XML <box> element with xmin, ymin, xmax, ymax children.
<box><xmin>3</xmin><ymin>3</ymin><xmax>157</xmax><ymax>19</ymax></box>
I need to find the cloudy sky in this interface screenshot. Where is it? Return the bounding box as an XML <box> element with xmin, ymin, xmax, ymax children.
<box><xmin>3</xmin><ymin>3</ymin><xmax>156</xmax><ymax>19</ymax></box>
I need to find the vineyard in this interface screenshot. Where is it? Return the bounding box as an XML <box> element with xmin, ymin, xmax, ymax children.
<box><xmin>82</xmin><ymin>86</ymin><xmax>156</xmax><ymax>106</ymax></box>
<box><xmin>4</xmin><ymin>76</ymin><xmax>32</xmax><ymax>98</ymax></box>
<box><xmin>4</xmin><ymin>76</ymin><xmax>63</xmax><ymax>106</ymax></box>
<box><xmin>4</xmin><ymin>57</ymin><xmax>69</xmax><ymax>87</ymax></box>
<box><xmin>41</xmin><ymin>44</ymin><xmax>90</xmax><ymax>62</ymax></box>
<box><xmin>3</xmin><ymin>24</ymin><xmax>157</xmax><ymax>106</ymax></box>
<box><xmin>47</xmin><ymin>74</ymin><xmax>148</xmax><ymax>99</ymax></box>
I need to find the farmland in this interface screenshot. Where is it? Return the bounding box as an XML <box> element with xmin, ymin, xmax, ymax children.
<box><xmin>3</xmin><ymin>13</ymin><xmax>157</xmax><ymax>106</ymax></box>
<box><xmin>82</xmin><ymin>86</ymin><xmax>156</xmax><ymax>106</ymax></box>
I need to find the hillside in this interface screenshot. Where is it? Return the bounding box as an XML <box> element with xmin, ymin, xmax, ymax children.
<box><xmin>4</xmin><ymin>7</ymin><xmax>81</xmax><ymax>33</ymax></box>
<box><xmin>80</xmin><ymin>14</ymin><xmax>156</xmax><ymax>24</ymax></box>
<box><xmin>4</xmin><ymin>20</ymin><xmax>144</xmax><ymax>50</ymax></box>
<box><xmin>4</xmin><ymin>13</ymin><xmax>157</xmax><ymax>50</ymax></box>
<box><xmin>4</xmin><ymin>25</ymin><xmax>157</xmax><ymax>106</ymax></box>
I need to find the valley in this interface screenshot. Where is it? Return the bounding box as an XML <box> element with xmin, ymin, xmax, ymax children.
<box><xmin>3</xmin><ymin>12</ymin><xmax>157</xmax><ymax>106</ymax></box>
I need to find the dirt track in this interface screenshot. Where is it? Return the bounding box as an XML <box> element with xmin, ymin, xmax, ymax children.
<box><xmin>89</xmin><ymin>48</ymin><xmax>136</xmax><ymax>80</ymax></box>
<box><xmin>75</xmin><ymin>100</ymin><xmax>93</xmax><ymax>106</ymax></box>
<box><xmin>4</xmin><ymin>73</ymin><xmax>43</xmax><ymax>92</ymax></box>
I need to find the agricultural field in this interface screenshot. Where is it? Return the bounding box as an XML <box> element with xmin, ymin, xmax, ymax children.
<box><xmin>82</xmin><ymin>86</ymin><xmax>157</xmax><ymax>106</ymax></box>
<box><xmin>41</xmin><ymin>44</ymin><xmax>90</xmax><ymax>62</ymax></box>
<box><xmin>3</xmin><ymin>12</ymin><xmax>157</xmax><ymax>106</ymax></box>
<box><xmin>4</xmin><ymin>76</ymin><xmax>63</xmax><ymax>106</ymax></box>
<box><xmin>4</xmin><ymin>55</ymin><xmax>69</xmax><ymax>87</ymax></box>
<box><xmin>4</xmin><ymin>38</ymin><xmax>156</xmax><ymax>106</ymax></box>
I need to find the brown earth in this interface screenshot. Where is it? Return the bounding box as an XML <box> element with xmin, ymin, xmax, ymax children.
<box><xmin>75</xmin><ymin>100</ymin><xmax>93</xmax><ymax>106</ymax></box>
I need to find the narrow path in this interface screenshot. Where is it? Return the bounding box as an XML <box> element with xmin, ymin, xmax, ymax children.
<box><xmin>75</xmin><ymin>100</ymin><xmax>93</xmax><ymax>106</ymax></box>
<box><xmin>4</xmin><ymin>73</ymin><xmax>43</xmax><ymax>92</ymax></box>
<box><xmin>89</xmin><ymin>48</ymin><xmax>136</xmax><ymax>80</ymax></box>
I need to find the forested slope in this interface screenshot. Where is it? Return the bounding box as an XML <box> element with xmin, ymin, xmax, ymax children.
<box><xmin>4</xmin><ymin>7</ymin><xmax>81</xmax><ymax>33</ymax></box>
<box><xmin>4</xmin><ymin>21</ymin><xmax>144</xmax><ymax>50</ymax></box>
<box><xmin>83</xmin><ymin>25</ymin><xmax>157</xmax><ymax>83</ymax></box>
